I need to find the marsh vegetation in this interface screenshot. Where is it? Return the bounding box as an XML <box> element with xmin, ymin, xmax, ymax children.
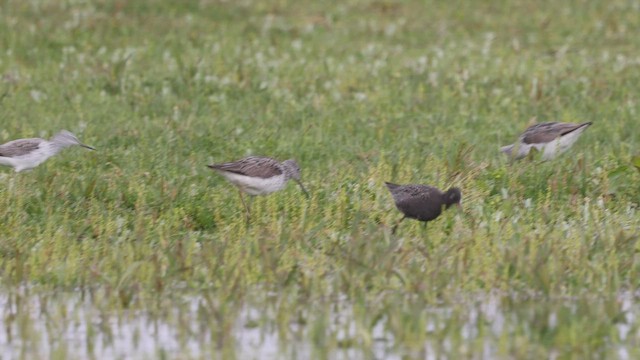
<box><xmin>0</xmin><ymin>0</ymin><xmax>639</xmax><ymax>358</ymax></box>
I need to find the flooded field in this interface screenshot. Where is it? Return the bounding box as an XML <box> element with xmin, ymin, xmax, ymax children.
<box><xmin>3</xmin><ymin>287</ymin><xmax>640</xmax><ymax>359</ymax></box>
<box><xmin>1</xmin><ymin>0</ymin><xmax>639</xmax><ymax>358</ymax></box>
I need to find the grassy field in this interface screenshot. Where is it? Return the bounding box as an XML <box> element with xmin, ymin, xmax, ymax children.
<box><xmin>0</xmin><ymin>0</ymin><xmax>639</xmax><ymax>358</ymax></box>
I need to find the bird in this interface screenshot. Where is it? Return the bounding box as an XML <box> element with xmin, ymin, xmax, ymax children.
<box><xmin>207</xmin><ymin>156</ymin><xmax>309</xmax><ymax>221</ymax></box>
<box><xmin>0</xmin><ymin>130</ymin><xmax>95</xmax><ymax>172</ymax></box>
<box><xmin>385</xmin><ymin>182</ymin><xmax>462</xmax><ymax>234</ymax></box>
<box><xmin>500</xmin><ymin>121</ymin><xmax>592</xmax><ymax>161</ymax></box>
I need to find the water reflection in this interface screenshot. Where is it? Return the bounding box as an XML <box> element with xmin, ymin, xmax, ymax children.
<box><xmin>1</xmin><ymin>288</ymin><xmax>639</xmax><ymax>358</ymax></box>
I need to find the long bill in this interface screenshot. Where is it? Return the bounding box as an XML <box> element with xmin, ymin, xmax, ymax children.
<box><xmin>294</xmin><ymin>179</ymin><xmax>310</xmax><ymax>198</ymax></box>
<box><xmin>80</xmin><ymin>143</ymin><xmax>96</xmax><ymax>150</ymax></box>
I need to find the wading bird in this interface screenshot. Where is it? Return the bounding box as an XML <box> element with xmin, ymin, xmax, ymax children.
<box><xmin>500</xmin><ymin>121</ymin><xmax>592</xmax><ymax>161</ymax></box>
<box><xmin>208</xmin><ymin>156</ymin><xmax>309</xmax><ymax>221</ymax></box>
<box><xmin>385</xmin><ymin>182</ymin><xmax>461</xmax><ymax>234</ymax></box>
<box><xmin>0</xmin><ymin>130</ymin><xmax>95</xmax><ymax>172</ymax></box>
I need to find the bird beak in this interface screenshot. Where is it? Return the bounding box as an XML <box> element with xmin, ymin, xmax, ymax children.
<box><xmin>81</xmin><ymin>143</ymin><xmax>96</xmax><ymax>151</ymax></box>
<box><xmin>294</xmin><ymin>179</ymin><xmax>310</xmax><ymax>198</ymax></box>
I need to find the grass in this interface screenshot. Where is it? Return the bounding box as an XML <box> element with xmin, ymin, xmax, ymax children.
<box><xmin>0</xmin><ymin>0</ymin><xmax>639</xmax><ymax>358</ymax></box>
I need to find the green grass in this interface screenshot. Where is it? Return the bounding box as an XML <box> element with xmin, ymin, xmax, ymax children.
<box><xmin>0</xmin><ymin>0</ymin><xmax>639</xmax><ymax>358</ymax></box>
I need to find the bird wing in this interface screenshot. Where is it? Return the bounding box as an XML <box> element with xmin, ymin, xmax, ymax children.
<box><xmin>0</xmin><ymin>138</ymin><xmax>43</xmax><ymax>157</ymax></box>
<box><xmin>391</xmin><ymin>185</ymin><xmax>437</xmax><ymax>206</ymax></box>
<box><xmin>210</xmin><ymin>156</ymin><xmax>283</xmax><ymax>178</ymax></box>
<box><xmin>521</xmin><ymin>122</ymin><xmax>589</xmax><ymax>144</ymax></box>
<box><xmin>390</xmin><ymin>185</ymin><xmax>443</xmax><ymax>220</ymax></box>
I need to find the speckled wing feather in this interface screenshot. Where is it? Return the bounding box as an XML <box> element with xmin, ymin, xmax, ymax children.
<box><xmin>521</xmin><ymin>122</ymin><xmax>588</xmax><ymax>144</ymax></box>
<box><xmin>390</xmin><ymin>184</ymin><xmax>439</xmax><ymax>206</ymax></box>
<box><xmin>0</xmin><ymin>138</ymin><xmax>42</xmax><ymax>157</ymax></box>
<box><xmin>210</xmin><ymin>156</ymin><xmax>283</xmax><ymax>178</ymax></box>
<box><xmin>386</xmin><ymin>183</ymin><xmax>445</xmax><ymax>221</ymax></box>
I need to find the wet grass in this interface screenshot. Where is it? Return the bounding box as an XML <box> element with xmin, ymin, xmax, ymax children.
<box><xmin>0</xmin><ymin>0</ymin><xmax>639</xmax><ymax>358</ymax></box>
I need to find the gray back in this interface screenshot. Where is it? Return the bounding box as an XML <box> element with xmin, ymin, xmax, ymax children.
<box><xmin>0</xmin><ymin>138</ymin><xmax>43</xmax><ymax>157</ymax></box>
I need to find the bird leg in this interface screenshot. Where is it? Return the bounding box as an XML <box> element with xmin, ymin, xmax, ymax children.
<box><xmin>238</xmin><ymin>190</ymin><xmax>251</xmax><ymax>224</ymax></box>
<box><xmin>391</xmin><ymin>216</ymin><xmax>406</xmax><ymax>235</ymax></box>
<box><xmin>421</xmin><ymin>222</ymin><xmax>431</xmax><ymax>249</ymax></box>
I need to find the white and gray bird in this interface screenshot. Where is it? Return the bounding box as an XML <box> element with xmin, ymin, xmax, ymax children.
<box><xmin>0</xmin><ymin>130</ymin><xmax>95</xmax><ymax>172</ymax></box>
<box><xmin>207</xmin><ymin>156</ymin><xmax>309</xmax><ymax>220</ymax></box>
<box><xmin>500</xmin><ymin>121</ymin><xmax>592</xmax><ymax>160</ymax></box>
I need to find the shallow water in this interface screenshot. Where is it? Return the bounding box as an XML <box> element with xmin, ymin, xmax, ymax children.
<box><xmin>1</xmin><ymin>288</ymin><xmax>639</xmax><ymax>359</ymax></box>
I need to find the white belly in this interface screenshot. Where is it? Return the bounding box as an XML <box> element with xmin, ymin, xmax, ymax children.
<box><xmin>512</xmin><ymin>127</ymin><xmax>588</xmax><ymax>160</ymax></box>
<box><xmin>218</xmin><ymin>171</ymin><xmax>287</xmax><ymax>195</ymax></box>
<box><xmin>0</xmin><ymin>156</ymin><xmax>17</xmax><ymax>169</ymax></box>
<box><xmin>540</xmin><ymin>127</ymin><xmax>588</xmax><ymax>160</ymax></box>
<box><xmin>0</xmin><ymin>149</ymin><xmax>52</xmax><ymax>172</ymax></box>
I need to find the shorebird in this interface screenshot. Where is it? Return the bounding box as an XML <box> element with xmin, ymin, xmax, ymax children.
<box><xmin>385</xmin><ymin>182</ymin><xmax>461</xmax><ymax>234</ymax></box>
<box><xmin>207</xmin><ymin>156</ymin><xmax>309</xmax><ymax>220</ymax></box>
<box><xmin>500</xmin><ymin>121</ymin><xmax>592</xmax><ymax>161</ymax></box>
<box><xmin>0</xmin><ymin>130</ymin><xmax>95</xmax><ymax>172</ymax></box>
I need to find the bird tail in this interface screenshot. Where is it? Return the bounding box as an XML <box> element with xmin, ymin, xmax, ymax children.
<box><xmin>207</xmin><ymin>163</ymin><xmax>229</xmax><ymax>171</ymax></box>
<box><xmin>578</xmin><ymin>121</ymin><xmax>593</xmax><ymax>129</ymax></box>
<box><xmin>385</xmin><ymin>182</ymin><xmax>400</xmax><ymax>191</ymax></box>
<box><xmin>556</xmin><ymin>121</ymin><xmax>592</xmax><ymax>139</ymax></box>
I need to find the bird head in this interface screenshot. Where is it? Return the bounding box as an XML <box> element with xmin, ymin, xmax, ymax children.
<box><xmin>282</xmin><ymin>159</ymin><xmax>309</xmax><ymax>197</ymax></box>
<box><xmin>500</xmin><ymin>144</ymin><xmax>514</xmax><ymax>157</ymax></box>
<box><xmin>445</xmin><ymin>187</ymin><xmax>462</xmax><ymax>208</ymax></box>
<box><xmin>51</xmin><ymin>130</ymin><xmax>95</xmax><ymax>150</ymax></box>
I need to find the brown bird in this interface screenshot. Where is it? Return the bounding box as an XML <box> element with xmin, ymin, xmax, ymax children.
<box><xmin>385</xmin><ymin>182</ymin><xmax>462</xmax><ymax>234</ymax></box>
<box><xmin>500</xmin><ymin>121</ymin><xmax>592</xmax><ymax>160</ymax></box>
